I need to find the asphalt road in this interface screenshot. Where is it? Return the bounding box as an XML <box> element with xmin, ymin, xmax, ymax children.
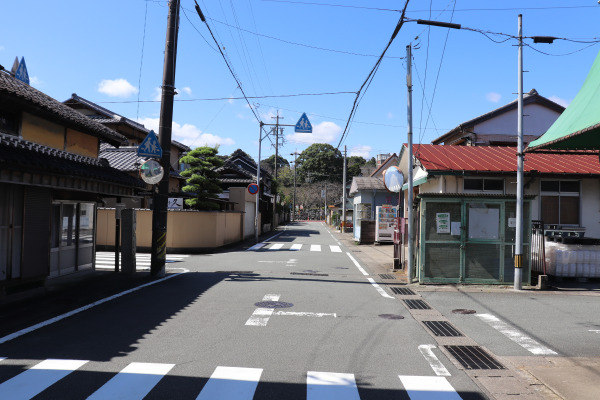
<box><xmin>4</xmin><ymin>221</ymin><xmax>597</xmax><ymax>399</ymax></box>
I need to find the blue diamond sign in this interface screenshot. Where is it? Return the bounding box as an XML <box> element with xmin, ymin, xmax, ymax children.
<box><xmin>295</xmin><ymin>113</ymin><xmax>312</xmax><ymax>133</ymax></box>
<box><xmin>137</xmin><ymin>130</ymin><xmax>162</xmax><ymax>158</ymax></box>
<box><xmin>15</xmin><ymin>57</ymin><xmax>29</xmax><ymax>85</ymax></box>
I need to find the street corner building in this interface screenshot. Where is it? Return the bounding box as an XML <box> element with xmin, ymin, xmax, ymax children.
<box><xmin>0</xmin><ymin>69</ymin><xmax>145</xmax><ymax>297</ymax></box>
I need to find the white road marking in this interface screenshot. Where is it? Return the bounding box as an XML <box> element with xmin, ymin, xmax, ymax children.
<box><xmin>87</xmin><ymin>362</ymin><xmax>175</xmax><ymax>400</ymax></box>
<box><xmin>346</xmin><ymin>253</ymin><xmax>369</xmax><ymax>276</ymax></box>
<box><xmin>367</xmin><ymin>278</ymin><xmax>394</xmax><ymax>299</ymax></box>
<box><xmin>398</xmin><ymin>375</ymin><xmax>462</xmax><ymax>400</ymax></box>
<box><xmin>196</xmin><ymin>366</ymin><xmax>262</xmax><ymax>400</ymax></box>
<box><xmin>268</xmin><ymin>243</ymin><xmax>284</xmax><ymax>250</ymax></box>
<box><xmin>245</xmin><ymin>294</ymin><xmax>280</xmax><ymax>326</ymax></box>
<box><xmin>418</xmin><ymin>345</ymin><xmax>451</xmax><ymax>376</ymax></box>
<box><xmin>290</xmin><ymin>244</ymin><xmax>303</xmax><ymax>250</ymax></box>
<box><xmin>476</xmin><ymin>313</ymin><xmax>557</xmax><ymax>355</ymax></box>
<box><xmin>590</xmin><ymin>330</ymin><xmax>600</xmax><ymax>334</ymax></box>
<box><xmin>0</xmin><ymin>359</ymin><xmax>88</xmax><ymax>400</ymax></box>
<box><xmin>329</xmin><ymin>245</ymin><xmax>342</xmax><ymax>253</ymax></box>
<box><xmin>310</xmin><ymin>245</ymin><xmax>322</xmax><ymax>252</ymax></box>
<box><xmin>274</xmin><ymin>311</ymin><xmax>337</xmax><ymax>318</ymax></box>
<box><xmin>307</xmin><ymin>371</ymin><xmax>361</xmax><ymax>400</ymax></box>
<box><xmin>247</xmin><ymin>243</ymin><xmax>266</xmax><ymax>251</ymax></box>
<box><xmin>0</xmin><ymin>269</ymin><xmax>189</xmax><ymax>345</ymax></box>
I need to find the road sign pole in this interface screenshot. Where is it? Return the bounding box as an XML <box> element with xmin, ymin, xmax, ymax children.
<box><xmin>151</xmin><ymin>0</ymin><xmax>180</xmax><ymax>278</ymax></box>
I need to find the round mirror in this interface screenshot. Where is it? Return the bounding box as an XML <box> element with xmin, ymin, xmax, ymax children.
<box><xmin>139</xmin><ymin>159</ymin><xmax>164</xmax><ymax>185</ymax></box>
<box><xmin>383</xmin><ymin>166</ymin><xmax>404</xmax><ymax>193</ymax></box>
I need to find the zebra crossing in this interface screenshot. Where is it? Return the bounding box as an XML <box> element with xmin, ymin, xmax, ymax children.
<box><xmin>94</xmin><ymin>252</ymin><xmax>189</xmax><ymax>270</ymax></box>
<box><xmin>0</xmin><ymin>357</ymin><xmax>464</xmax><ymax>399</ymax></box>
<box><xmin>249</xmin><ymin>243</ymin><xmax>343</xmax><ymax>253</ymax></box>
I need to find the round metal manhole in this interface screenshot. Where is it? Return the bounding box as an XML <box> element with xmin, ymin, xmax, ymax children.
<box><xmin>378</xmin><ymin>314</ymin><xmax>405</xmax><ymax>320</ymax></box>
<box><xmin>452</xmin><ymin>309</ymin><xmax>477</xmax><ymax>315</ymax></box>
<box><xmin>254</xmin><ymin>301</ymin><xmax>294</xmax><ymax>309</ymax></box>
<box><xmin>335</xmin><ymin>267</ymin><xmax>349</xmax><ymax>270</ymax></box>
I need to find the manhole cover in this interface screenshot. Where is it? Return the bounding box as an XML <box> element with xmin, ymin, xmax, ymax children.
<box><xmin>404</xmin><ymin>299</ymin><xmax>432</xmax><ymax>310</ymax></box>
<box><xmin>445</xmin><ymin>345</ymin><xmax>505</xmax><ymax>370</ymax></box>
<box><xmin>254</xmin><ymin>301</ymin><xmax>294</xmax><ymax>309</ymax></box>
<box><xmin>452</xmin><ymin>309</ymin><xmax>477</xmax><ymax>314</ymax></box>
<box><xmin>423</xmin><ymin>321</ymin><xmax>463</xmax><ymax>337</ymax></box>
<box><xmin>335</xmin><ymin>267</ymin><xmax>349</xmax><ymax>270</ymax></box>
<box><xmin>379</xmin><ymin>314</ymin><xmax>404</xmax><ymax>320</ymax></box>
<box><xmin>390</xmin><ymin>287</ymin><xmax>416</xmax><ymax>295</ymax></box>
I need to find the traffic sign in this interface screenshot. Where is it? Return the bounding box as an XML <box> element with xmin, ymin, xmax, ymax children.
<box><xmin>295</xmin><ymin>113</ymin><xmax>312</xmax><ymax>133</ymax></box>
<box><xmin>248</xmin><ymin>183</ymin><xmax>259</xmax><ymax>195</ymax></box>
<box><xmin>15</xmin><ymin>57</ymin><xmax>29</xmax><ymax>85</ymax></box>
<box><xmin>137</xmin><ymin>130</ymin><xmax>162</xmax><ymax>158</ymax></box>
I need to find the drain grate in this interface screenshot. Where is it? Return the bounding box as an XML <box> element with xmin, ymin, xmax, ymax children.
<box><xmin>390</xmin><ymin>287</ymin><xmax>416</xmax><ymax>295</ymax></box>
<box><xmin>379</xmin><ymin>274</ymin><xmax>397</xmax><ymax>279</ymax></box>
<box><xmin>423</xmin><ymin>321</ymin><xmax>463</xmax><ymax>337</ymax></box>
<box><xmin>291</xmin><ymin>272</ymin><xmax>329</xmax><ymax>276</ymax></box>
<box><xmin>445</xmin><ymin>345</ymin><xmax>505</xmax><ymax>370</ymax></box>
<box><xmin>403</xmin><ymin>299</ymin><xmax>432</xmax><ymax>310</ymax></box>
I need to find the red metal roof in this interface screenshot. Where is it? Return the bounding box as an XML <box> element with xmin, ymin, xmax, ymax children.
<box><xmin>407</xmin><ymin>144</ymin><xmax>600</xmax><ymax>175</ymax></box>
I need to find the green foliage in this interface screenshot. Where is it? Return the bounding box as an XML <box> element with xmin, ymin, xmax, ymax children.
<box><xmin>260</xmin><ymin>154</ymin><xmax>289</xmax><ymax>175</ymax></box>
<box><xmin>297</xmin><ymin>143</ymin><xmax>343</xmax><ymax>183</ymax></box>
<box><xmin>366</xmin><ymin>157</ymin><xmax>376</xmax><ymax>167</ymax></box>
<box><xmin>347</xmin><ymin>156</ymin><xmax>367</xmax><ymax>178</ymax></box>
<box><xmin>180</xmin><ymin>146</ymin><xmax>224</xmax><ymax>210</ymax></box>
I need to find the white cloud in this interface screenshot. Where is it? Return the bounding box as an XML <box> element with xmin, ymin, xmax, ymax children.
<box><xmin>286</xmin><ymin>121</ymin><xmax>342</xmax><ymax>145</ymax></box>
<box><xmin>349</xmin><ymin>145</ymin><xmax>372</xmax><ymax>159</ymax></box>
<box><xmin>485</xmin><ymin>92</ymin><xmax>502</xmax><ymax>103</ymax></box>
<box><xmin>548</xmin><ymin>95</ymin><xmax>570</xmax><ymax>108</ymax></box>
<box><xmin>29</xmin><ymin>76</ymin><xmax>42</xmax><ymax>86</ymax></box>
<box><xmin>137</xmin><ymin>117</ymin><xmax>235</xmax><ymax>147</ymax></box>
<box><xmin>153</xmin><ymin>87</ymin><xmax>162</xmax><ymax>101</ymax></box>
<box><xmin>228</xmin><ymin>97</ymin><xmax>235</xmax><ymax>105</ymax></box>
<box><xmin>180</xmin><ymin>86</ymin><xmax>192</xmax><ymax>95</ymax></box>
<box><xmin>98</xmin><ymin>79</ymin><xmax>138</xmax><ymax>97</ymax></box>
<box><xmin>0</xmin><ymin>45</ymin><xmax>4</xmax><ymax>51</ymax></box>
<box><xmin>387</xmin><ymin>112</ymin><xmax>394</xmax><ymax>119</ymax></box>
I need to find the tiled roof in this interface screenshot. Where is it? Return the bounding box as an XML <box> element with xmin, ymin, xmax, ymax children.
<box><xmin>0</xmin><ymin>72</ymin><xmax>126</xmax><ymax>147</ymax></box>
<box><xmin>0</xmin><ymin>133</ymin><xmax>144</xmax><ymax>188</ymax></box>
<box><xmin>349</xmin><ymin>176</ymin><xmax>386</xmax><ymax>196</ymax></box>
<box><xmin>100</xmin><ymin>146</ymin><xmax>147</xmax><ymax>172</ymax></box>
<box><xmin>407</xmin><ymin>144</ymin><xmax>600</xmax><ymax>175</ymax></box>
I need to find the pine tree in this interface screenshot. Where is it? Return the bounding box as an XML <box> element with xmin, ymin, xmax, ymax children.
<box><xmin>180</xmin><ymin>146</ymin><xmax>224</xmax><ymax>210</ymax></box>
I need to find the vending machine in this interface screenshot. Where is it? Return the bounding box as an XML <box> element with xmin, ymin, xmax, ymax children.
<box><xmin>375</xmin><ymin>205</ymin><xmax>398</xmax><ymax>243</ymax></box>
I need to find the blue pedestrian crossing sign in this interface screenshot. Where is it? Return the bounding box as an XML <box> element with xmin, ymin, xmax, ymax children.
<box><xmin>137</xmin><ymin>130</ymin><xmax>162</xmax><ymax>158</ymax></box>
<box><xmin>295</xmin><ymin>113</ymin><xmax>312</xmax><ymax>133</ymax></box>
<box><xmin>15</xmin><ymin>57</ymin><xmax>30</xmax><ymax>85</ymax></box>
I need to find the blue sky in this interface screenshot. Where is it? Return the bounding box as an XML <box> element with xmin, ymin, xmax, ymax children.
<box><xmin>2</xmin><ymin>1</ymin><xmax>600</xmax><ymax>164</ymax></box>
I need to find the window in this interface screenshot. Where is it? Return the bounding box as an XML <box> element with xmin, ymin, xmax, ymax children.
<box><xmin>0</xmin><ymin>110</ymin><xmax>19</xmax><ymax>136</ymax></box>
<box><xmin>464</xmin><ymin>178</ymin><xmax>504</xmax><ymax>193</ymax></box>
<box><xmin>540</xmin><ymin>180</ymin><xmax>579</xmax><ymax>225</ymax></box>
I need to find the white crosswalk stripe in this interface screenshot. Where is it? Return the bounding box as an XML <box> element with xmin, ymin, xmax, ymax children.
<box><xmin>94</xmin><ymin>252</ymin><xmax>188</xmax><ymax>270</ymax></box>
<box><xmin>252</xmin><ymin>243</ymin><xmax>343</xmax><ymax>253</ymax></box>
<box><xmin>0</xmin><ymin>359</ymin><xmax>88</xmax><ymax>400</ymax></box>
<box><xmin>0</xmin><ymin>358</ymin><xmax>465</xmax><ymax>399</ymax></box>
<box><xmin>87</xmin><ymin>362</ymin><xmax>175</xmax><ymax>400</ymax></box>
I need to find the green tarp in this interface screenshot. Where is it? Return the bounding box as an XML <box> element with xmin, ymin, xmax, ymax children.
<box><xmin>528</xmin><ymin>49</ymin><xmax>600</xmax><ymax>151</ymax></box>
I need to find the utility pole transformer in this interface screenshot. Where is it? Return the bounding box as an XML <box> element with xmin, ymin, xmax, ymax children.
<box><xmin>151</xmin><ymin>0</ymin><xmax>180</xmax><ymax>277</ymax></box>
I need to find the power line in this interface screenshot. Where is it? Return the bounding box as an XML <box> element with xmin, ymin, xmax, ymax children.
<box><xmin>136</xmin><ymin>0</ymin><xmax>149</xmax><ymax>120</ymax></box>
<box><xmin>336</xmin><ymin>0</ymin><xmax>411</xmax><ymax>149</ymax></box>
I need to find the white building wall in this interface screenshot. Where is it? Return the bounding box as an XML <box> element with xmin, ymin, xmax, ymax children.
<box><xmin>475</xmin><ymin>103</ymin><xmax>561</xmax><ymax>136</ymax></box>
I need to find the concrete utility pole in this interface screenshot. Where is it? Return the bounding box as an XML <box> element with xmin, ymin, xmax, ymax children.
<box><xmin>406</xmin><ymin>44</ymin><xmax>414</xmax><ymax>282</ymax></box>
<box><xmin>290</xmin><ymin>151</ymin><xmax>299</xmax><ymax>222</ymax></box>
<box><xmin>272</xmin><ymin>112</ymin><xmax>284</xmax><ymax>230</ymax></box>
<box><xmin>515</xmin><ymin>14</ymin><xmax>524</xmax><ymax>290</ymax></box>
<box><xmin>342</xmin><ymin>146</ymin><xmax>347</xmax><ymax>233</ymax></box>
<box><xmin>151</xmin><ymin>0</ymin><xmax>180</xmax><ymax>277</ymax></box>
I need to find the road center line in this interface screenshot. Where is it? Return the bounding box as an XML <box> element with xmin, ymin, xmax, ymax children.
<box><xmin>476</xmin><ymin>313</ymin><xmax>557</xmax><ymax>355</ymax></box>
<box><xmin>346</xmin><ymin>253</ymin><xmax>369</xmax><ymax>276</ymax></box>
<box><xmin>418</xmin><ymin>345</ymin><xmax>451</xmax><ymax>376</ymax></box>
<box><xmin>273</xmin><ymin>311</ymin><xmax>337</xmax><ymax>318</ymax></box>
<box><xmin>367</xmin><ymin>278</ymin><xmax>394</xmax><ymax>299</ymax></box>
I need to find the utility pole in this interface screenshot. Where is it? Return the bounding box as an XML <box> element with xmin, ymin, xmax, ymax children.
<box><xmin>515</xmin><ymin>14</ymin><xmax>524</xmax><ymax>290</ymax></box>
<box><xmin>406</xmin><ymin>44</ymin><xmax>414</xmax><ymax>283</ymax></box>
<box><xmin>151</xmin><ymin>0</ymin><xmax>180</xmax><ymax>277</ymax></box>
<box><xmin>272</xmin><ymin>112</ymin><xmax>283</xmax><ymax>230</ymax></box>
<box><xmin>342</xmin><ymin>146</ymin><xmax>347</xmax><ymax>233</ymax></box>
<box><xmin>290</xmin><ymin>151</ymin><xmax>299</xmax><ymax>222</ymax></box>
<box><xmin>255</xmin><ymin>122</ymin><xmax>265</xmax><ymax>243</ymax></box>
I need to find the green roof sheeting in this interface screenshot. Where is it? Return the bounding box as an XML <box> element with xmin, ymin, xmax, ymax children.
<box><xmin>402</xmin><ymin>176</ymin><xmax>427</xmax><ymax>190</ymax></box>
<box><xmin>528</xmin><ymin>49</ymin><xmax>600</xmax><ymax>151</ymax></box>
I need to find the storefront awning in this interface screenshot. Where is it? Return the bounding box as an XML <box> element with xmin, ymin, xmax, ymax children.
<box><xmin>528</xmin><ymin>49</ymin><xmax>600</xmax><ymax>151</ymax></box>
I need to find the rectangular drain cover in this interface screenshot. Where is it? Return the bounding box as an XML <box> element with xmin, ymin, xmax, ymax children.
<box><xmin>379</xmin><ymin>274</ymin><xmax>396</xmax><ymax>279</ymax></box>
<box><xmin>390</xmin><ymin>287</ymin><xmax>416</xmax><ymax>295</ymax></box>
<box><xmin>403</xmin><ymin>299</ymin><xmax>431</xmax><ymax>310</ymax></box>
<box><xmin>445</xmin><ymin>345</ymin><xmax>505</xmax><ymax>370</ymax></box>
<box><xmin>291</xmin><ymin>272</ymin><xmax>329</xmax><ymax>276</ymax></box>
<box><xmin>423</xmin><ymin>321</ymin><xmax>463</xmax><ymax>337</ymax></box>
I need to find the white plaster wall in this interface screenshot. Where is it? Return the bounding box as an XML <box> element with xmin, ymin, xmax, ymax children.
<box><xmin>475</xmin><ymin>103</ymin><xmax>560</xmax><ymax>136</ymax></box>
<box><xmin>580</xmin><ymin>178</ymin><xmax>600</xmax><ymax>238</ymax></box>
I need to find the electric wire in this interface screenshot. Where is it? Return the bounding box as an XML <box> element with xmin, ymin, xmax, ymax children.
<box><xmin>181</xmin><ymin>6</ymin><xmax>218</xmax><ymax>52</ymax></box>
<box><xmin>335</xmin><ymin>0</ymin><xmax>411</xmax><ymax>150</ymax></box>
<box><xmin>136</xmin><ymin>0</ymin><xmax>149</xmax><ymax>120</ymax></box>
